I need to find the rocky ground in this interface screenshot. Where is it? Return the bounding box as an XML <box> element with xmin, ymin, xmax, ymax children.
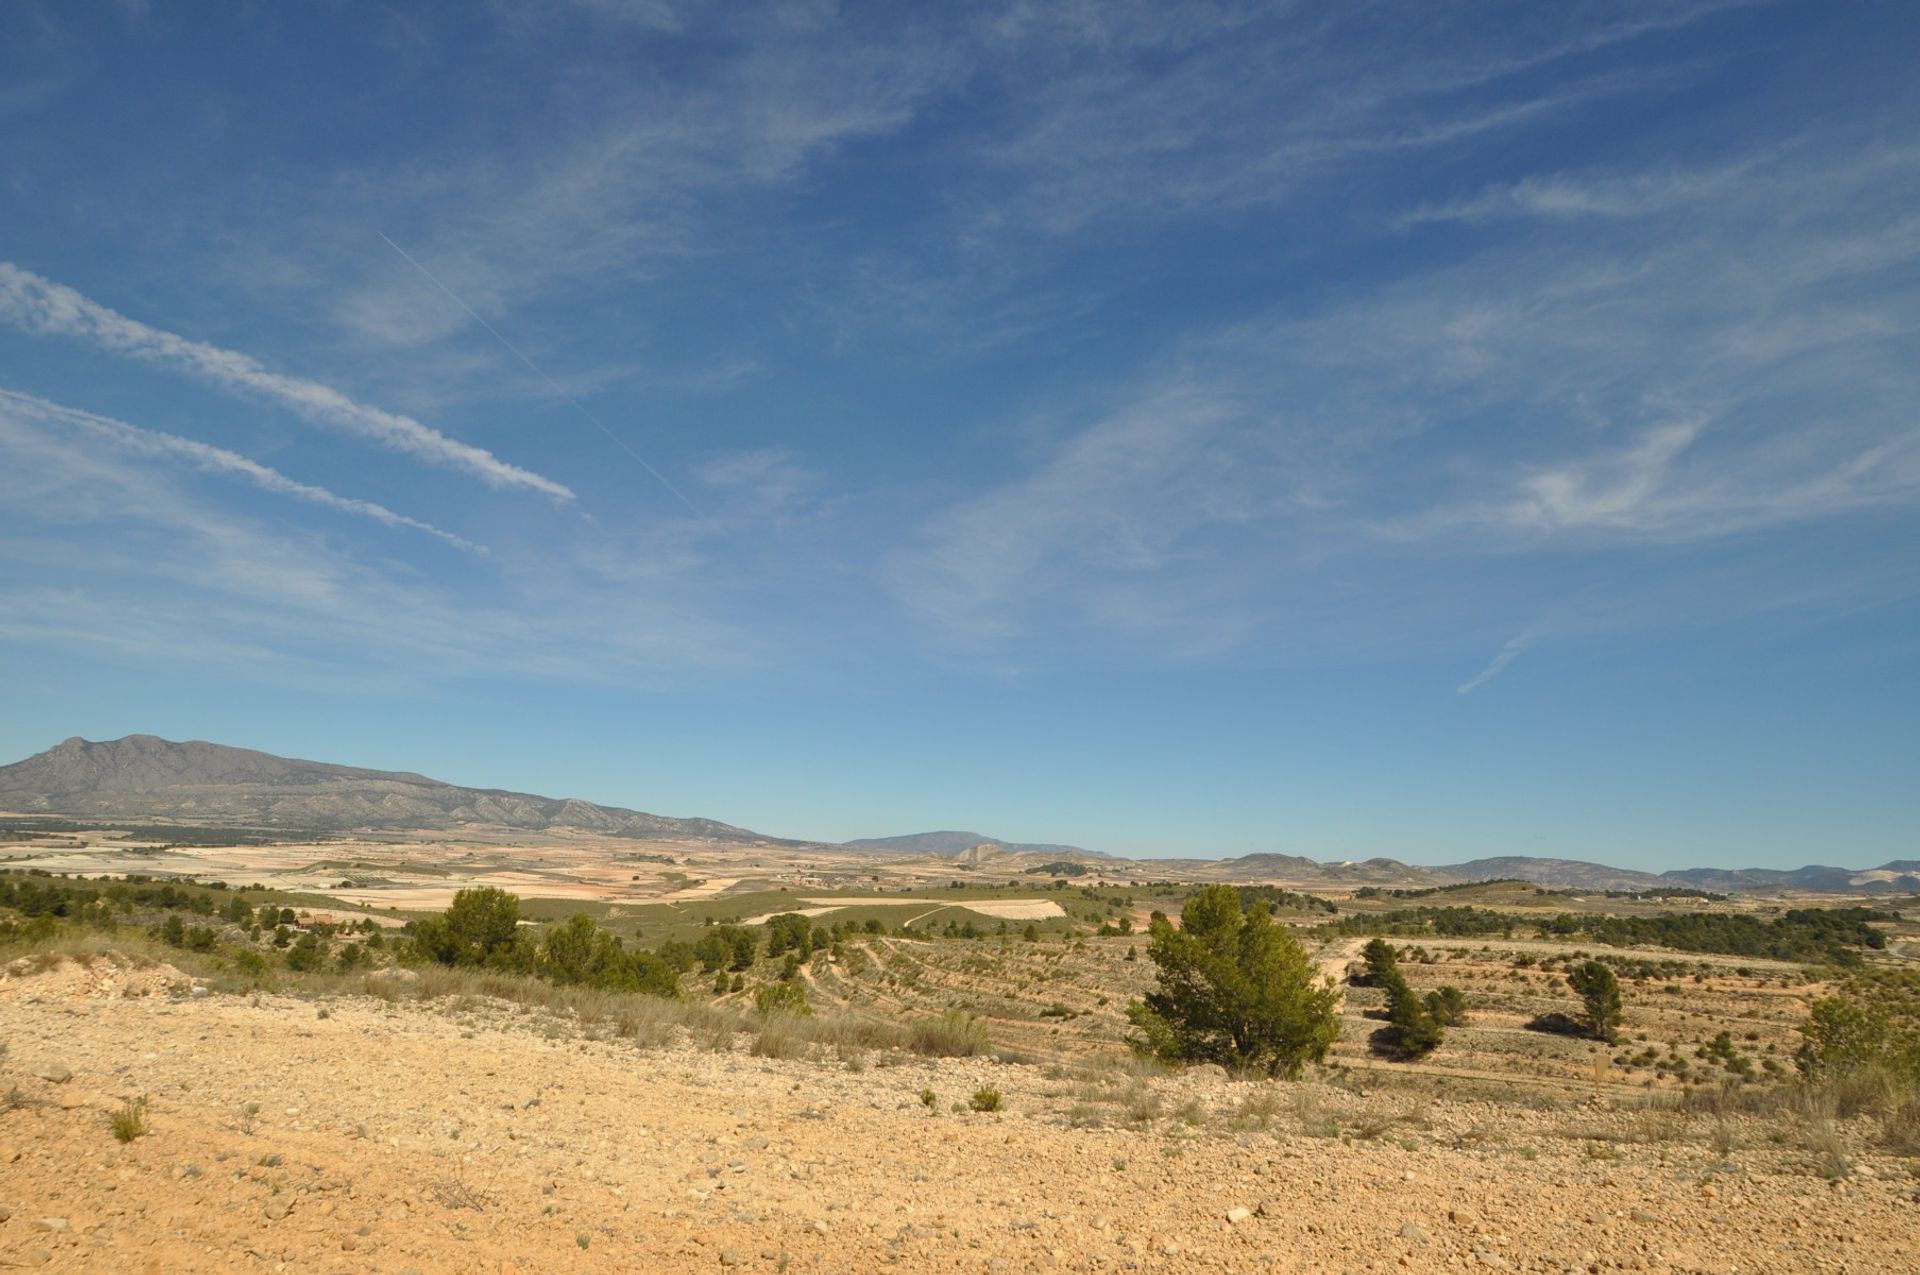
<box><xmin>1</xmin><ymin>955</ymin><xmax>1915</xmax><ymax>1274</ymax></box>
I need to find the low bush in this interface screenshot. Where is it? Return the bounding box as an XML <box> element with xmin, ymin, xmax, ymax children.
<box><xmin>905</xmin><ymin>1011</ymin><xmax>991</xmax><ymax>1058</ymax></box>
<box><xmin>110</xmin><ymin>1095</ymin><xmax>150</xmax><ymax>1143</ymax></box>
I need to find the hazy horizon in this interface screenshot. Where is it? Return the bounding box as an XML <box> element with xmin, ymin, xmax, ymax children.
<box><xmin>3</xmin><ymin>3</ymin><xmax>1916</xmax><ymax>872</ymax></box>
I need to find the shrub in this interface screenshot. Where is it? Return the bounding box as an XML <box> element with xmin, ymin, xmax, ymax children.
<box><xmin>905</xmin><ymin>1011</ymin><xmax>990</xmax><ymax>1057</ymax></box>
<box><xmin>693</xmin><ymin>926</ymin><xmax>759</xmax><ymax>973</ymax></box>
<box><xmin>538</xmin><ymin>914</ymin><xmax>679</xmax><ymax>997</ymax></box>
<box><xmin>969</xmin><ymin>1086</ymin><xmax>1003</xmax><ymax>1112</ymax></box>
<box><xmin>764</xmin><ymin>913</ymin><xmax>814</xmax><ymax>959</ymax></box>
<box><xmin>1375</xmin><ymin>973</ymin><xmax>1444</xmax><ymax>1059</ymax></box>
<box><xmin>1568</xmin><ymin>960</ymin><xmax>1624</xmax><ymax>1042</ymax></box>
<box><xmin>1125</xmin><ymin>885</ymin><xmax>1339</xmax><ymax>1077</ymax></box>
<box><xmin>656</xmin><ymin>939</ymin><xmax>696</xmax><ymax>973</ymax></box>
<box><xmin>411</xmin><ymin>887</ymin><xmax>533</xmax><ymax>972</ymax></box>
<box><xmin>284</xmin><ymin>931</ymin><xmax>326</xmax><ymax>972</ymax></box>
<box><xmin>1425</xmin><ymin>985</ymin><xmax>1469</xmax><ymax>1026</ymax></box>
<box><xmin>110</xmin><ymin>1095</ymin><xmax>149</xmax><ymax>1143</ymax></box>
<box><xmin>1797</xmin><ymin>974</ymin><xmax>1920</xmax><ymax>1083</ymax></box>
<box><xmin>754</xmin><ymin>980</ymin><xmax>812</xmax><ymax>1017</ymax></box>
<box><xmin>1356</xmin><ymin>938</ymin><xmax>1399</xmax><ymax>987</ymax></box>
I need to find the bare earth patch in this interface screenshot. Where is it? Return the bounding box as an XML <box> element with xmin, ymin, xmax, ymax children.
<box><xmin>0</xmin><ymin>960</ymin><xmax>1912</xmax><ymax>1273</ymax></box>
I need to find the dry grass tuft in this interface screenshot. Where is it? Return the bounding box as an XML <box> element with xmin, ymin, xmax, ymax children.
<box><xmin>110</xmin><ymin>1095</ymin><xmax>150</xmax><ymax>1143</ymax></box>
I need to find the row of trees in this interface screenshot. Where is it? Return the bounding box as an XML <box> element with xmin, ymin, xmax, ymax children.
<box><xmin>1323</xmin><ymin>902</ymin><xmax>1891</xmax><ymax>965</ymax></box>
<box><xmin>408</xmin><ymin>891</ymin><xmax>866</xmax><ymax>999</ymax></box>
<box><xmin>410</xmin><ymin>887</ymin><xmax>679</xmax><ymax>995</ymax></box>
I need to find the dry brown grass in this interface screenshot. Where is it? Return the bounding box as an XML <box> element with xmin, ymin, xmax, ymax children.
<box><xmin>355</xmin><ymin>965</ymin><xmax>993</xmax><ymax>1063</ymax></box>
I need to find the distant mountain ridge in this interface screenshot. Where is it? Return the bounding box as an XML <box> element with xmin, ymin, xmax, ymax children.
<box><xmin>2</xmin><ymin>736</ymin><xmax>1911</xmax><ymax>895</ymax></box>
<box><xmin>841</xmin><ymin>830</ymin><xmax>1106</xmax><ymax>859</ymax></box>
<box><xmin>0</xmin><ymin>735</ymin><xmax>780</xmax><ymax>843</ymax></box>
<box><xmin>1435</xmin><ymin>856</ymin><xmax>1920</xmax><ymax>895</ymax></box>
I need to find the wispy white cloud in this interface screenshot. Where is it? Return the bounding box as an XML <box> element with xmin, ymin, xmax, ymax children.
<box><xmin>0</xmin><ymin>415</ymin><xmax>751</xmax><ymax>686</ymax></box>
<box><xmin>1457</xmin><ymin>629</ymin><xmax>1538</xmax><ymax>694</ymax></box>
<box><xmin>1405</xmin><ymin>159</ymin><xmax>1763</xmax><ymax>225</ymax></box>
<box><xmin>697</xmin><ymin>447</ymin><xmax>820</xmax><ymax>521</ymax></box>
<box><xmin>889</xmin><ymin>131</ymin><xmax>1920</xmax><ymax>666</ymax></box>
<box><xmin>0</xmin><ymin>387</ymin><xmax>486</xmax><ymax>554</ymax></box>
<box><xmin>0</xmin><ymin>261</ymin><xmax>573</xmax><ymax>499</ymax></box>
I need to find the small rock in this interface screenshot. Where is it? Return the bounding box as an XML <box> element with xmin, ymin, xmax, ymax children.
<box><xmin>1450</xmin><ymin>1207</ymin><xmax>1479</xmax><ymax>1227</ymax></box>
<box><xmin>32</xmin><ymin>1064</ymin><xmax>71</xmax><ymax>1085</ymax></box>
<box><xmin>190</xmin><ymin>986</ymin><xmax>210</xmax><ymax>999</ymax></box>
<box><xmin>718</xmin><ymin>1249</ymin><xmax>743</xmax><ymax>1266</ymax></box>
<box><xmin>1629</xmin><ymin>1209</ymin><xmax>1657</xmax><ymax>1224</ymax></box>
<box><xmin>22</xmin><ymin>1249</ymin><xmax>50</xmax><ymax>1268</ymax></box>
<box><xmin>1226</xmin><ymin>1207</ymin><xmax>1252</xmax><ymax>1224</ymax></box>
<box><xmin>32</xmin><ymin>1218</ymin><xmax>68</xmax><ymax>1233</ymax></box>
<box><xmin>264</xmin><ymin>1200</ymin><xmax>291</xmax><ymax>1221</ymax></box>
<box><xmin>1399</xmin><ymin>1221</ymin><xmax>1428</xmax><ymax>1245</ymax></box>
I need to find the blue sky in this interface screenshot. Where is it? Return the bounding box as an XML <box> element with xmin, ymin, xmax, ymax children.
<box><xmin>2</xmin><ymin>2</ymin><xmax>1916</xmax><ymax>868</ymax></box>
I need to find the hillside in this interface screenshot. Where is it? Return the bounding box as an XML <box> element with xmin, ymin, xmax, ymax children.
<box><xmin>1437</xmin><ymin>857</ymin><xmax>1666</xmax><ymax>891</ymax></box>
<box><xmin>0</xmin><ymin>735</ymin><xmax>778</xmax><ymax>843</ymax></box>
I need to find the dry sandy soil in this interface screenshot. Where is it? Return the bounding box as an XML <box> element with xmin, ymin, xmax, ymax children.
<box><xmin>2</xmin><ymin>956</ymin><xmax>1915</xmax><ymax>1274</ymax></box>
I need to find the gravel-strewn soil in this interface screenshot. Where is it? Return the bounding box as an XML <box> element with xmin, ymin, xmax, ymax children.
<box><xmin>1</xmin><ymin>957</ymin><xmax>1913</xmax><ymax>1274</ymax></box>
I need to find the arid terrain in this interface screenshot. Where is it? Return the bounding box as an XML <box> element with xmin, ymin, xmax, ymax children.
<box><xmin>3</xmin><ymin>760</ymin><xmax>1918</xmax><ymax>1273</ymax></box>
<box><xmin>3</xmin><ymin>950</ymin><xmax>1916</xmax><ymax>1275</ymax></box>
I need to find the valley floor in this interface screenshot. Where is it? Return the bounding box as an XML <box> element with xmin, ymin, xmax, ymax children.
<box><xmin>0</xmin><ymin>959</ymin><xmax>1914</xmax><ymax>1274</ymax></box>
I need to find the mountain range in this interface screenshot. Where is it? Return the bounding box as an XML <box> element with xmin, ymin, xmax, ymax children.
<box><xmin>0</xmin><ymin>735</ymin><xmax>776</xmax><ymax>843</ymax></box>
<box><xmin>2</xmin><ymin>735</ymin><xmax>1914</xmax><ymax>895</ymax></box>
<box><xmin>842</xmin><ymin>831</ymin><xmax>1105</xmax><ymax>858</ymax></box>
